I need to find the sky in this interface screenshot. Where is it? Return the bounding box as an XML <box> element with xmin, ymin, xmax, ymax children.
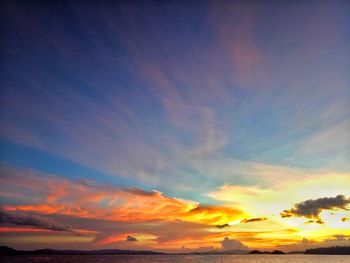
<box><xmin>0</xmin><ymin>0</ymin><xmax>349</xmax><ymax>252</ymax></box>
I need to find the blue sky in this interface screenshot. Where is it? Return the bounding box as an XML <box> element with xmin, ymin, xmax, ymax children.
<box><xmin>0</xmin><ymin>0</ymin><xmax>349</xmax><ymax>251</ymax></box>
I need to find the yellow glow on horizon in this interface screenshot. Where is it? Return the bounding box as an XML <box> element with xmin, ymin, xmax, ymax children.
<box><xmin>205</xmin><ymin>172</ymin><xmax>350</xmax><ymax>249</ymax></box>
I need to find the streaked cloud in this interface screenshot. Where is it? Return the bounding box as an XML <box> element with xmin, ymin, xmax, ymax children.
<box><xmin>241</xmin><ymin>217</ymin><xmax>267</xmax><ymax>224</ymax></box>
<box><xmin>0</xmin><ymin>209</ymin><xmax>72</xmax><ymax>232</ymax></box>
<box><xmin>216</xmin><ymin>223</ymin><xmax>230</xmax><ymax>229</ymax></box>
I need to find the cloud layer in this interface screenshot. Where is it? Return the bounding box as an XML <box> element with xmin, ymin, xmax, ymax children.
<box><xmin>1</xmin><ymin>164</ymin><xmax>350</xmax><ymax>251</ymax></box>
<box><xmin>0</xmin><ymin>165</ymin><xmax>246</xmax><ymax>251</ymax></box>
<box><xmin>0</xmin><ymin>165</ymin><xmax>243</xmax><ymax>226</ymax></box>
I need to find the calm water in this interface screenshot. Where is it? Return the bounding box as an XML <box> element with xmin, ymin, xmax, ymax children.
<box><xmin>1</xmin><ymin>255</ymin><xmax>350</xmax><ymax>263</ymax></box>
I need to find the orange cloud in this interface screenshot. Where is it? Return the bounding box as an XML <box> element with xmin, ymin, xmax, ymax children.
<box><xmin>187</xmin><ymin>205</ymin><xmax>242</xmax><ymax>225</ymax></box>
<box><xmin>96</xmin><ymin>234</ymin><xmax>130</xmax><ymax>246</ymax></box>
<box><xmin>0</xmin><ymin>167</ymin><xmax>242</xmax><ymax>227</ymax></box>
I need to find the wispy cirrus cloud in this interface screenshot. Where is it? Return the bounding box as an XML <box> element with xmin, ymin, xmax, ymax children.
<box><xmin>1</xmin><ymin>0</ymin><xmax>349</xmax><ymax>197</ymax></box>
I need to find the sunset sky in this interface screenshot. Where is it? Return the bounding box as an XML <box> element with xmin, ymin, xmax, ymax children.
<box><xmin>0</xmin><ymin>0</ymin><xmax>349</xmax><ymax>252</ymax></box>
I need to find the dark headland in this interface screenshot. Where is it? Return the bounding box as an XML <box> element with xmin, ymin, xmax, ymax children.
<box><xmin>304</xmin><ymin>246</ymin><xmax>350</xmax><ymax>255</ymax></box>
<box><xmin>249</xmin><ymin>246</ymin><xmax>350</xmax><ymax>255</ymax></box>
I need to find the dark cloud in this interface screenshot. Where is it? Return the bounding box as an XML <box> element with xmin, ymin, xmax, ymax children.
<box><xmin>221</xmin><ymin>237</ymin><xmax>249</xmax><ymax>251</ymax></box>
<box><xmin>216</xmin><ymin>223</ymin><xmax>230</xmax><ymax>228</ymax></box>
<box><xmin>189</xmin><ymin>205</ymin><xmax>240</xmax><ymax>214</ymax></box>
<box><xmin>126</xmin><ymin>235</ymin><xmax>138</xmax><ymax>242</ymax></box>
<box><xmin>240</xmin><ymin>217</ymin><xmax>267</xmax><ymax>223</ymax></box>
<box><xmin>124</xmin><ymin>188</ymin><xmax>159</xmax><ymax>197</ymax></box>
<box><xmin>333</xmin><ymin>235</ymin><xmax>349</xmax><ymax>241</ymax></box>
<box><xmin>0</xmin><ymin>209</ymin><xmax>72</xmax><ymax>232</ymax></box>
<box><xmin>305</xmin><ymin>219</ymin><xmax>324</xmax><ymax>225</ymax></box>
<box><xmin>281</xmin><ymin>195</ymin><xmax>350</xmax><ymax>220</ymax></box>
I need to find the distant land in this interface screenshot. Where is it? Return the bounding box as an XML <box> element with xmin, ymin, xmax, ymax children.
<box><xmin>249</xmin><ymin>250</ymin><xmax>285</xmax><ymax>254</ymax></box>
<box><xmin>249</xmin><ymin>247</ymin><xmax>350</xmax><ymax>255</ymax></box>
<box><xmin>193</xmin><ymin>249</ymin><xmax>249</xmax><ymax>254</ymax></box>
<box><xmin>0</xmin><ymin>246</ymin><xmax>163</xmax><ymax>255</ymax></box>
<box><xmin>1</xmin><ymin>246</ymin><xmax>350</xmax><ymax>256</ymax></box>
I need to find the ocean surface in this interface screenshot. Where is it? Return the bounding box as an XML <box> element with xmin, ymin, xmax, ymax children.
<box><xmin>1</xmin><ymin>254</ymin><xmax>350</xmax><ymax>263</ymax></box>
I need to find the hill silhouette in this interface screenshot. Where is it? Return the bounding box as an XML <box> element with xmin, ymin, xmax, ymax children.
<box><xmin>304</xmin><ymin>246</ymin><xmax>350</xmax><ymax>255</ymax></box>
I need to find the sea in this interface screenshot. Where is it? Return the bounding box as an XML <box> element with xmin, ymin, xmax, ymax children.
<box><xmin>1</xmin><ymin>254</ymin><xmax>350</xmax><ymax>263</ymax></box>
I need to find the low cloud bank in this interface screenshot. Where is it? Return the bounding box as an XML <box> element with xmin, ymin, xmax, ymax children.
<box><xmin>221</xmin><ymin>237</ymin><xmax>249</xmax><ymax>251</ymax></box>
